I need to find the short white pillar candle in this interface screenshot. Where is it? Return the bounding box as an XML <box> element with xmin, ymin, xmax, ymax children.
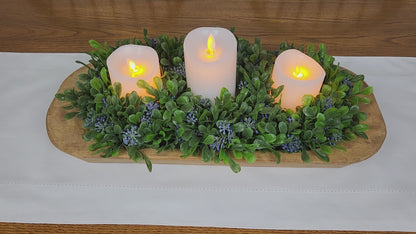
<box><xmin>107</xmin><ymin>44</ymin><xmax>160</xmax><ymax>97</ymax></box>
<box><xmin>184</xmin><ymin>27</ymin><xmax>237</xmax><ymax>101</ymax></box>
<box><xmin>272</xmin><ymin>49</ymin><xmax>326</xmax><ymax>110</ymax></box>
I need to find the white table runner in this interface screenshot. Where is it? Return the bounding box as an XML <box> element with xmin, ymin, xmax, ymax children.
<box><xmin>0</xmin><ymin>52</ymin><xmax>415</xmax><ymax>231</ymax></box>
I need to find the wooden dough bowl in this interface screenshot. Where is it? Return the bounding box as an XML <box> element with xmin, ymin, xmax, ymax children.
<box><xmin>46</xmin><ymin>66</ymin><xmax>386</xmax><ymax>168</ymax></box>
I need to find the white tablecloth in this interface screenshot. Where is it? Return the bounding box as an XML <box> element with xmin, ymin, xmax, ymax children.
<box><xmin>0</xmin><ymin>52</ymin><xmax>415</xmax><ymax>231</ymax></box>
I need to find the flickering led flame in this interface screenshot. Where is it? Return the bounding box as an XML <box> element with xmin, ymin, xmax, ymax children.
<box><xmin>206</xmin><ymin>34</ymin><xmax>215</xmax><ymax>57</ymax></box>
<box><xmin>129</xmin><ymin>61</ymin><xmax>144</xmax><ymax>77</ymax></box>
<box><xmin>292</xmin><ymin>66</ymin><xmax>309</xmax><ymax>79</ymax></box>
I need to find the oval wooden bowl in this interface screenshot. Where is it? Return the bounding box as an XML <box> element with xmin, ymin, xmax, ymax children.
<box><xmin>46</xmin><ymin>66</ymin><xmax>386</xmax><ymax>168</ymax></box>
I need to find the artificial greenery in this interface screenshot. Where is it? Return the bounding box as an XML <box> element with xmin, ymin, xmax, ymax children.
<box><xmin>56</xmin><ymin>29</ymin><xmax>372</xmax><ymax>173</ymax></box>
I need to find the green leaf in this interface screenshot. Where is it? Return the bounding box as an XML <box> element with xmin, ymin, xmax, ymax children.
<box><xmin>272</xmin><ymin>85</ymin><xmax>284</xmax><ymax>98</ymax></box>
<box><xmin>334</xmin><ymin>73</ymin><xmax>346</xmax><ymax>83</ymax></box>
<box><xmin>275</xmin><ymin>133</ymin><xmax>286</xmax><ymax>145</ymax></box>
<box><xmin>55</xmin><ymin>93</ymin><xmax>65</xmax><ymax>101</ymax></box>
<box><xmin>249</xmin><ymin>54</ymin><xmax>258</xmax><ymax>63</ymax></box>
<box><xmin>113</xmin><ymin>125</ymin><xmax>123</xmax><ymax>134</ymax></box>
<box><xmin>165</xmin><ymin>101</ymin><xmax>177</xmax><ymax>112</ymax></box>
<box><xmin>163</xmin><ymin>110</ymin><xmax>172</xmax><ymax>121</ymax></box>
<box><xmin>82</xmin><ymin>130</ymin><xmax>96</xmax><ymax>141</ymax></box>
<box><xmin>181</xmin><ymin>103</ymin><xmax>193</xmax><ymax>113</ymax></box>
<box><xmin>160</xmin><ymin>58</ymin><xmax>170</xmax><ymax>66</ymax></box>
<box><xmin>320</xmin><ymin>145</ymin><xmax>333</xmax><ymax>154</ymax></box>
<box><xmin>303</xmin><ymin>130</ymin><xmax>313</xmax><ymax>140</ymax></box>
<box><xmin>88</xmin><ymin>142</ymin><xmax>107</xmax><ymax>151</ymax></box>
<box><xmin>356</xmin><ymin>132</ymin><xmax>368</xmax><ymax>139</ymax></box>
<box><xmin>144</xmin><ymin>133</ymin><xmax>157</xmax><ymax>142</ymax></box>
<box><xmin>265</xmin><ymin>122</ymin><xmax>277</xmax><ymax>135</ymax></box>
<box><xmin>233</xmin><ymin>150</ymin><xmax>243</xmax><ymax>159</ymax></box>
<box><xmin>254</xmin><ymin>78</ymin><xmax>261</xmax><ymax>90</ymax></box>
<box><xmin>100</xmin><ymin>67</ymin><xmax>109</xmax><ymax>85</ymax></box>
<box><xmin>136</xmin><ymin>80</ymin><xmax>155</xmax><ymax>96</ymax></box>
<box><xmin>236</xmin><ymin>89</ymin><xmax>249</xmax><ymax>104</ymax></box>
<box><xmin>182</xmin><ymin>129</ymin><xmax>194</xmax><ymax>141</ymax></box>
<box><xmin>127</xmin><ymin>147</ymin><xmax>141</xmax><ymax>162</ymax></box>
<box><xmin>359</xmin><ymin>86</ymin><xmax>373</xmax><ymax>95</ymax></box>
<box><xmin>359</xmin><ymin>97</ymin><xmax>371</xmax><ymax>104</ymax></box>
<box><xmin>344</xmin><ymin>131</ymin><xmax>357</xmax><ymax>141</ymax></box>
<box><xmin>62</xmin><ymin>105</ymin><xmax>74</xmax><ymax>110</ymax></box>
<box><xmin>161</xmin><ymin>42</ymin><xmax>169</xmax><ymax>52</ymax></box>
<box><xmin>219</xmin><ymin>149</ymin><xmax>229</xmax><ymax>164</ymax></box>
<box><xmin>317</xmin><ymin>113</ymin><xmax>325</xmax><ymax>122</ymax></box>
<box><xmin>90</xmin><ymin>77</ymin><xmax>103</xmax><ymax>91</ymax></box>
<box><xmin>128</xmin><ymin>92</ymin><xmax>138</xmax><ymax>105</ymax></box>
<box><xmin>228</xmin><ymin>155</ymin><xmax>241</xmax><ymax>173</ymax></box>
<box><xmin>333</xmin><ymin>144</ymin><xmax>347</xmax><ymax>151</ymax></box>
<box><xmin>302</xmin><ymin>95</ymin><xmax>313</xmax><ymax>107</ymax></box>
<box><xmin>321</xmin><ymin>84</ymin><xmax>332</xmax><ymax>96</ymax></box>
<box><xmin>278</xmin><ymin>122</ymin><xmax>287</xmax><ymax>134</ymax></box>
<box><xmin>203</xmin><ymin>135</ymin><xmax>215</xmax><ymax>145</ymax></box>
<box><xmin>166</xmin><ymin>80</ymin><xmax>178</xmax><ymax>96</ymax></box>
<box><xmin>173</xmin><ymin>57</ymin><xmax>183</xmax><ymax>66</ymax></box>
<box><xmin>142</xmin><ymin>96</ymin><xmax>155</xmax><ymax>103</ymax></box>
<box><xmin>198</xmin><ymin>125</ymin><xmax>208</xmax><ymax>134</ymax></box>
<box><xmin>152</xmin><ymin>109</ymin><xmax>162</xmax><ymax>119</ymax></box>
<box><xmin>64</xmin><ymin>112</ymin><xmax>77</xmax><ymax>120</ymax></box>
<box><xmin>264</xmin><ymin>134</ymin><xmax>276</xmax><ymax>143</ymax></box>
<box><xmin>232</xmin><ymin>122</ymin><xmax>245</xmax><ymax>133</ymax></box>
<box><xmin>180</xmin><ymin>141</ymin><xmax>190</xmax><ymax>155</ymax></box>
<box><xmin>202</xmin><ymin>146</ymin><xmax>214</xmax><ymax>162</ymax></box>
<box><xmin>153</xmin><ymin>76</ymin><xmax>163</xmax><ymax>91</ymax></box>
<box><xmin>239</xmin><ymin>102</ymin><xmax>249</xmax><ymax>113</ymax></box>
<box><xmin>357</xmin><ymin>112</ymin><xmax>367</xmax><ymax>121</ymax></box>
<box><xmin>143</xmin><ymin>154</ymin><xmax>153</xmax><ymax>172</ymax></box>
<box><xmin>173</xmin><ymin>109</ymin><xmax>186</xmax><ymax>123</ymax></box>
<box><xmin>273</xmin><ymin>151</ymin><xmax>281</xmax><ymax>164</ymax></box>
<box><xmin>242</xmin><ymin>127</ymin><xmax>253</xmax><ymax>138</ymax></box>
<box><xmin>352</xmin><ymin>81</ymin><xmax>363</xmax><ymax>94</ymax></box>
<box><xmin>303</xmin><ymin>106</ymin><xmax>316</xmax><ymax>117</ymax></box>
<box><xmin>339</xmin><ymin>106</ymin><xmax>349</xmax><ymax>115</ymax></box>
<box><xmin>177</xmin><ymin>95</ymin><xmax>189</xmax><ymax>105</ymax></box>
<box><xmin>301</xmin><ymin>149</ymin><xmax>311</xmax><ymax>163</ymax></box>
<box><xmin>349</xmin><ymin>105</ymin><xmax>360</xmax><ymax>115</ymax></box>
<box><xmin>220</xmin><ymin>87</ymin><xmax>231</xmax><ymax>100</ymax></box>
<box><xmin>313</xmin><ymin>149</ymin><xmax>329</xmax><ymax>162</ymax></box>
<box><xmin>352</xmin><ymin>123</ymin><xmax>369</xmax><ymax>132</ymax></box>
<box><xmin>243</xmin><ymin>151</ymin><xmax>256</xmax><ymax>163</ymax></box>
<box><xmin>89</xmin><ymin>40</ymin><xmax>104</xmax><ymax>50</ymax></box>
<box><xmin>113</xmin><ymin>82</ymin><xmax>122</xmax><ymax>97</ymax></box>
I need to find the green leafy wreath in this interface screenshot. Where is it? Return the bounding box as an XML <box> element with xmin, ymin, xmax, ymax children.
<box><xmin>56</xmin><ymin>28</ymin><xmax>373</xmax><ymax>173</ymax></box>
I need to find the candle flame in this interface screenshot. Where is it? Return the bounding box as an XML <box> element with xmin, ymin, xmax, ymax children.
<box><xmin>206</xmin><ymin>34</ymin><xmax>215</xmax><ymax>57</ymax></box>
<box><xmin>293</xmin><ymin>66</ymin><xmax>308</xmax><ymax>79</ymax></box>
<box><xmin>129</xmin><ymin>61</ymin><xmax>144</xmax><ymax>77</ymax></box>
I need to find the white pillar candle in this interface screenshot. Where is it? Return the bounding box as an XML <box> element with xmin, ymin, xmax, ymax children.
<box><xmin>184</xmin><ymin>27</ymin><xmax>237</xmax><ymax>101</ymax></box>
<box><xmin>107</xmin><ymin>44</ymin><xmax>160</xmax><ymax>97</ymax></box>
<box><xmin>271</xmin><ymin>49</ymin><xmax>326</xmax><ymax>110</ymax></box>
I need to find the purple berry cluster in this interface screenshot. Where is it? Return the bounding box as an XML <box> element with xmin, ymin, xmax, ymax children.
<box><xmin>94</xmin><ymin>115</ymin><xmax>113</xmax><ymax>133</ymax></box>
<box><xmin>122</xmin><ymin>125</ymin><xmax>140</xmax><ymax>146</ymax></box>
<box><xmin>186</xmin><ymin>108</ymin><xmax>198</xmax><ymax>125</ymax></box>
<box><xmin>141</xmin><ymin>102</ymin><xmax>159</xmax><ymax>124</ymax></box>
<box><xmin>281</xmin><ymin>134</ymin><xmax>302</xmax><ymax>153</ymax></box>
<box><xmin>209</xmin><ymin>121</ymin><xmax>234</xmax><ymax>152</ymax></box>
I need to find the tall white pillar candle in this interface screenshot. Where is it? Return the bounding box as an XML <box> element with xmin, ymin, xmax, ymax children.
<box><xmin>184</xmin><ymin>27</ymin><xmax>237</xmax><ymax>101</ymax></box>
<box><xmin>272</xmin><ymin>49</ymin><xmax>326</xmax><ymax>110</ymax></box>
<box><xmin>107</xmin><ymin>44</ymin><xmax>160</xmax><ymax>97</ymax></box>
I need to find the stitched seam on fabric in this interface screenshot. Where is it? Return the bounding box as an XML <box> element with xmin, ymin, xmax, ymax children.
<box><xmin>1</xmin><ymin>182</ymin><xmax>416</xmax><ymax>194</ymax></box>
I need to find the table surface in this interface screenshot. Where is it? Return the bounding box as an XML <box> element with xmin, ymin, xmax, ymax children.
<box><xmin>1</xmin><ymin>0</ymin><xmax>416</xmax><ymax>56</ymax></box>
<box><xmin>1</xmin><ymin>1</ymin><xmax>416</xmax><ymax>233</ymax></box>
